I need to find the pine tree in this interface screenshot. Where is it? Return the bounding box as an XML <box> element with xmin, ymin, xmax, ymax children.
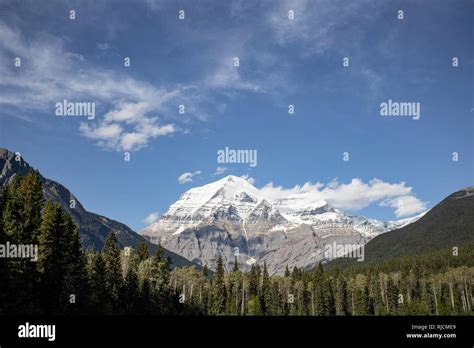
<box><xmin>123</xmin><ymin>269</ymin><xmax>140</xmax><ymax>314</ymax></box>
<box><xmin>38</xmin><ymin>201</ymin><xmax>67</xmax><ymax>314</ymax></box>
<box><xmin>211</xmin><ymin>255</ymin><xmax>226</xmax><ymax>315</ymax></box>
<box><xmin>0</xmin><ymin>186</ymin><xmax>10</xmax><ymax>315</ymax></box>
<box><xmin>312</xmin><ymin>263</ymin><xmax>328</xmax><ymax>315</ymax></box>
<box><xmin>151</xmin><ymin>245</ymin><xmax>170</xmax><ymax>289</ymax></box>
<box><xmin>2</xmin><ymin>175</ymin><xmax>23</xmax><ymax>243</ymax></box>
<box><xmin>352</xmin><ymin>274</ymin><xmax>369</xmax><ymax>315</ymax></box>
<box><xmin>89</xmin><ymin>251</ymin><xmax>109</xmax><ymax>314</ymax></box>
<box><xmin>335</xmin><ymin>274</ymin><xmax>349</xmax><ymax>315</ymax></box>
<box><xmin>248</xmin><ymin>264</ymin><xmax>260</xmax><ymax>297</ymax></box>
<box><xmin>62</xmin><ymin>211</ymin><xmax>89</xmax><ymax>314</ymax></box>
<box><xmin>387</xmin><ymin>278</ymin><xmax>399</xmax><ymax>315</ymax></box>
<box><xmin>2</xmin><ymin>175</ymin><xmax>41</xmax><ymax>314</ymax></box>
<box><xmin>137</xmin><ymin>239</ymin><xmax>149</xmax><ymax>264</ymax></box>
<box><xmin>291</xmin><ymin>266</ymin><xmax>301</xmax><ymax>280</ymax></box>
<box><xmin>232</xmin><ymin>256</ymin><xmax>239</xmax><ymax>272</ymax></box>
<box><xmin>147</xmin><ymin>244</ymin><xmax>172</xmax><ymax>314</ymax></box>
<box><xmin>139</xmin><ymin>278</ymin><xmax>152</xmax><ymax>315</ymax></box>
<box><xmin>260</xmin><ymin>262</ymin><xmax>272</xmax><ymax>315</ymax></box>
<box><xmin>103</xmin><ymin>231</ymin><xmax>123</xmax><ymax>313</ymax></box>
<box><xmin>202</xmin><ymin>264</ymin><xmax>209</xmax><ymax>278</ymax></box>
<box><xmin>17</xmin><ymin>170</ymin><xmax>44</xmax><ymax>243</ymax></box>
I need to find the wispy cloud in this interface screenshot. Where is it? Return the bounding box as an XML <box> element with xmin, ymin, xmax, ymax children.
<box><xmin>0</xmin><ymin>21</ymin><xmax>192</xmax><ymax>152</ymax></box>
<box><xmin>96</xmin><ymin>42</ymin><xmax>111</xmax><ymax>51</ymax></box>
<box><xmin>267</xmin><ymin>0</ymin><xmax>376</xmax><ymax>57</ymax></box>
<box><xmin>214</xmin><ymin>166</ymin><xmax>228</xmax><ymax>175</ymax></box>
<box><xmin>206</xmin><ymin>56</ymin><xmax>262</xmax><ymax>92</ymax></box>
<box><xmin>240</xmin><ymin>174</ymin><xmax>256</xmax><ymax>185</ymax></box>
<box><xmin>178</xmin><ymin>170</ymin><xmax>202</xmax><ymax>184</ymax></box>
<box><xmin>142</xmin><ymin>211</ymin><xmax>160</xmax><ymax>225</ymax></box>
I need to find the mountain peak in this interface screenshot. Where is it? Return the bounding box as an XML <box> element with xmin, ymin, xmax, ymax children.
<box><xmin>221</xmin><ymin>174</ymin><xmax>254</xmax><ymax>185</ymax></box>
<box><xmin>0</xmin><ymin>148</ymin><xmax>31</xmax><ymax>185</ymax></box>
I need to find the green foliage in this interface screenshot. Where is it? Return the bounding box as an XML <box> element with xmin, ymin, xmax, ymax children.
<box><xmin>137</xmin><ymin>239</ymin><xmax>149</xmax><ymax>264</ymax></box>
<box><xmin>1</xmin><ymin>172</ymin><xmax>473</xmax><ymax>316</ymax></box>
<box><xmin>211</xmin><ymin>255</ymin><xmax>226</xmax><ymax>315</ymax></box>
<box><xmin>103</xmin><ymin>232</ymin><xmax>123</xmax><ymax>312</ymax></box>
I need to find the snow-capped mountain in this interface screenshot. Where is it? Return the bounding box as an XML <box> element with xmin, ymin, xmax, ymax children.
<box><xmin>141</xmin><ymin>175</ymin><xmax>425</xmax><ymax>275</ymax></box>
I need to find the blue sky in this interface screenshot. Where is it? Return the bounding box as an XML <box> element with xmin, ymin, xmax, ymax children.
<box><xmin>0</xmin><ymin>0</ymin><xmax>472</xmax><ymax>231</ymax></box>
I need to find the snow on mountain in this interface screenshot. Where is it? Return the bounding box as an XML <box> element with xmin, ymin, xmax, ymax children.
<box><xmin>141</xmin><ymin>175</ymin><xmax>425</xmax><ymax>275</ymax></box>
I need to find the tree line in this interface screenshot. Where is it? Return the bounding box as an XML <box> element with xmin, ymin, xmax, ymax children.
<box><xmin>0</xmin><ymin>170</ymin><xmax>472</xmax><ymax>316</ymax></box>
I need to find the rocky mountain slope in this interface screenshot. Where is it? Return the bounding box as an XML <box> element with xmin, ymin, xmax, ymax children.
<box><xmin>0</xmin><ymin>148</ymin><xmax>196</xmax><ymax>268</ymax></box>
<box><xmin>142</xmin><ymin>175</ymin><xmax>424</xmax><ymax>275</ymax></box>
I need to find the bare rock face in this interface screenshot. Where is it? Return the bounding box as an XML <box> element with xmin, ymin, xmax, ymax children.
<box><xmin>142</xmin><ymin>175</ymin><xmax>423</xmax><ymax>275</ymax></box>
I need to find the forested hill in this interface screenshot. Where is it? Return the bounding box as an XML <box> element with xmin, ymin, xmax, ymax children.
<box><xmin>0</xmin><ymin>148</ymin><xmax>196</xmax><ymax>268</ymax></box>
<box><xmin>328</xmin><ymin>186</ymin><xmax>474</xmax><ymax>269</ymax></box>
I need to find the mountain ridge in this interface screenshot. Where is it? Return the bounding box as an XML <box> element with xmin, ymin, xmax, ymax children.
<box><xmin>326</xmin><ymin>185</ymin><xmax>474</xmax><ymax>269</ymax></box>
<box><xmin>142</xmin><ymin>174</ymin><xmax>425</xmax><ymax>274</ymax></box>
<box><xmin>0</xmin><ymin>148</ymin><xmax>197</xmax><ymax>268</ymax></box>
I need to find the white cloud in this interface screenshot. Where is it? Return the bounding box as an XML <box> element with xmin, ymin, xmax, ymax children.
<box><xmin>80</xmin><ymin>101</ymin><xmax>178</xmax><ymax>151</ymax></box>
<box><xmin>259</xmin><ymin>178</ymin><xmax>426</xmax><ymax>218</ymax></box>
<box><xmin>214</xmin><ymin>166</ymin><xmax>228</xmax><ymax>175</ymax></box>
<box><xmin>380</xmin><ymin>196</ymin><xmax>428</xmax><ymax>218</ymax></box>
<box><xmin>103</xmin><ymin>101</ymin><xmax>150</xmax><ymax>123</ymax></box>
<box><xmin>96</xmin><ymin>42</ymin><xmax>111</xmax><ymax>50</ymax></box>
<box><xmin>267</xmin><ymin>0</ymin><xmax>376</xmax><ymax>57</ymax></box>
<box><xmin>240</xmin><ymin>174</ymin><xmax>256</xmax><ymax>185</ymax></box>
<box><xmin>206</xmin><ymin>57</ymin><xmax>262</xmax><ymax>92</ymax></box>
<box><xmin>142</xmin><ymin>211</ymin><xmax>160</xmax><ymax>225</ymax></box>
<box><xmin>79</xmin><ymin>123</ymin><xmax>123</xmax><ymax>140</ymax></box>
<box><xmin>0</xmin><ymin>22</ymin><xmax>191</xmax><ymax>152</ymax></box>
<box><xmin>178</xmin><ymin>170</ymin><xmax>202</xmax><ymax>184</ymax></box>
<box><xmin>145</xmin><ymin>0</ymin><xmax>166</xmax><ymax>11</ymax></box>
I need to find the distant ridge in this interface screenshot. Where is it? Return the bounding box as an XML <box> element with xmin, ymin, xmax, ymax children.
<box><xmin>328</xmin><ymin>185</ymin><xmax>474</xmax><ymax>268</ymax></box>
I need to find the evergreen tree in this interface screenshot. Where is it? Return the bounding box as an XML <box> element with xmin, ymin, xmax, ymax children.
<box><xmin>0</xmin><ymin>186</ymin><xmax>10</xmax><ymax>315</ymax></box>
<box><xmin>352</xmin><ymin>274</ymin><xmax>369</xmax><ymax>315</ymax></box>
<box><xmin>211</xmin><ymin>255</ymin><xmax>226</xmax><ymax>315</ymax></box>
<box><xmin>145</xmin><ymin>244</ymin><xmax>172</xmax><ymax>314</ymax></box>
<box><xmin>137</xmin><ymin>239</ymin><xmax>149</xmax><ymax>264</ymax></box>
<box><xmin>123</xmin><ymin>269</ymin><xmax>140</xmax><ymax>314</ymax></box>
<box><xmin>17</xmin><ymin>170</ymin><xmax>44</xmax><ymax>243</ymax></box>
<box><xmin>312</xmin><ymin>263</ymin><xmax>328</xmax><ymax>315</ymax></box>
<box><xmin>103</xmin><ymin>231</ymin><xmax>123</xmax><ymax>313</ymax></box>
<box><xmin>202</xmin><ymin>264</ymin><xmax>209</xmax><ymax>278</ymax></box>
<box><xmin>248</xmin><ymin>264</ymin><xmax>260</xmax><ymax>297</ymax></box>
<box><xmin>2</xmin><ymin>174</ymin><xmax>42</xmax><ymax>314</ymax></box>
<box><xmin>335</xmin><ymin>274</ymin><xmax>349</xmax><ymax>315</ymax></box>
<box><xmin>260</xmin><ymin>262</ymin><xmax>272</xmax><ymax>315</ymax></box>
<box><xmin>89</xmin><ymin>251</ymin><xmax>109</xmax><ymax>314</ymax></box>
<box><xmin>38</xmin><ymin>201</ymin><xmax>67</xmax><ymax>314</ymax></box>
<box><xmin>62</xmin><ymin>212</ymin><xmax>89</xmax><ymax>314</ymax></box>
<box><xmin>2</xmin><ymin>175</ymin><xmax>23</xmax><ymax>242</ymax></box>
<box><xmin>151</xmin><ymin>245</ymin><xmax>170</xmax><ymax>290</ymax></box>
<box><xmin>232</xmin><ymin>256</ymin><xmax>239</xmax><ymax>272</ymax></box>
<box><xmin>139</xmin><ymin>278</ymin><xmax>153</xmax><ymax>314</ymax></box>
<box><xmin>387</xmin><ymin>278</ymin><xmax>399</xmax><ymax>315</ymax></box>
